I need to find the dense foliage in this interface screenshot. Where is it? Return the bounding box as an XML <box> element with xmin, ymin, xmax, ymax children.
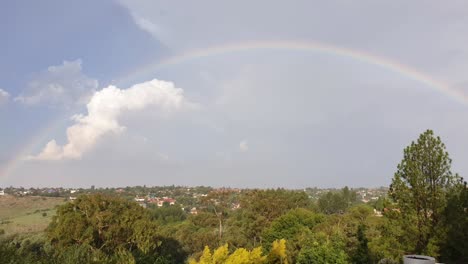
<box><xmin>0</xmin><ymin>130</ymin><xmax>466</xmax><ymax>263</ymax></box>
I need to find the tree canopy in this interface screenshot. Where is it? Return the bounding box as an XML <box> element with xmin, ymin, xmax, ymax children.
<box><xmin>47</xmin><ymin>194</ymin><xmax>185</xmax><ymax>263</ymax></box>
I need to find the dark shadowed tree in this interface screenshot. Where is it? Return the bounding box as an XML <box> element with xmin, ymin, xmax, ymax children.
<box><xmin>439</xmin><ymin>181</ymin><xmax>468</xmax><ymax>263</ymax></box>
<box><xmin>352</xmin><ymin>224</ymin><xmax>371</xmax><ymax>264</ymax></box>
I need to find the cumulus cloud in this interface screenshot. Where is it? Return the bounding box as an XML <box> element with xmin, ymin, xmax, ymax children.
<box><xmin>239</xmin><ymin>140</ymin><xmax>249</xmax><ymax>152</ymax></box>
<box><xmin>30</xmin><ymin>79</ymin><xmax>195</xmax><ymax>160</ymax></box>
<box><xmin>15</xmin><ymin>59</ymin><xmax>98</xmax><ymax>106</ymax></box>
<box><xmin>0</xmin><ymin>89</ymin><xmax>10</xmax><ymax>104</ymax></box>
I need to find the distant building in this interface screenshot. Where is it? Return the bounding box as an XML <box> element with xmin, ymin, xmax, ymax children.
<box><xmin>0</xmin><ymin>190</ymin><xmax>4</xmax><ymax>196</ymax></box>
<box><xmin>134</xmin><ymin>196</ymin><xmax>146</xmax><ymax>202</ymax></box>
<box><xmin>373</xmin><ymin>208</ymin><xmax>383</xmax><ymax>217</ymax></box>
<box><xmin>157</xmin><ymin>198</ymin><xmax>176</xmax><ymax>207</ymax></box>
<box><xmin>231</xmin><ymin>203</ymin><xmax>241</xmax><ymax>210</ymax></box>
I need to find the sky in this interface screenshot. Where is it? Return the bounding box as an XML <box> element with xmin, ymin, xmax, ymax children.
<box><xmin>1</xmin><ymin>0</ymin><xmax>468</xmax><ymax>188</ymax></box>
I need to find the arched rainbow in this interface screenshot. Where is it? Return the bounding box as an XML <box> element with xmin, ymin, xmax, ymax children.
<box><xmin>118</xmin><ymin>40</ymin><xmax>468</xmax><ymax>105</ymax></box>
<box><xmin>0</xmin><ymin>114</ymin><xmax>70</xmax><ymax>183</ymax></box>
<box><xmin>2</xmin><ymin>40</ymin><xmax>467</xmax><ymax>182</ymax></box>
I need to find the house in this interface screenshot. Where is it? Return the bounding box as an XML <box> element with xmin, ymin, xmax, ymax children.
<box><xmin>157</xmin><ymin>197</ymin><xmax>176</xmax><ymax>207</ymax></box>
<box><xmin>134</xmin><ymin>196</ymin><xmax>146</xmax><ymax>202</ymax></box>
<box><xmin>0</xmin><ymin>190</ymin><xmax>4</xmax><ymax>196</ymax></box>
<box><xmin>373</xmin><ymin>208</ymin><xmax>383</xmax><ymax>217</ymax></box>
<box><xmin>190</xmin><ymin>207</ymin><xmax>198</xmax><ymax>215</ymax></box>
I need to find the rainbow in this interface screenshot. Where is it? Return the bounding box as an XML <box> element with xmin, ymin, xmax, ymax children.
<box><xmin>118</xmin><ymin>40</ymin><xmax>468</xmax><ymax>105</ymax></box>
<box><xmin>0</xmin><ymin>112</ymin><xmax>71</xmax><ymax>183</ymax></box>
<box><xmin>2</xmin><ymin>40</ymin><xmax>467</xmax><ymax>183</ymax></box>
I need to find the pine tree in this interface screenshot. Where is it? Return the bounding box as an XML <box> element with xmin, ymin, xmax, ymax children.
<box><xmin>389</xmin><ymin>130</ymin><xmax>463</xmax><ymax>255</ymax></box>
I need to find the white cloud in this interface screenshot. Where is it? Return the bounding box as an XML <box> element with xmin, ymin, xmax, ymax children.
<box><xmin>239</xmin><ymin>140</ymin><xmax>249</xmax><ymax>152</ymax></box>
<box><xmin>15</xmin><ymin>59</ymin><xmax>98</xmax><ymax>106</ymax></box>
<box><xmin>130</xmin><ymin>12</ymin><xmax>168</xmax><ymax>41</ymax></box>
<box><xmin>29</xmin><ymin>79</ymin><xmax>196</xmax><ymax>160</ymax></box>
<box><xmin>0</xmin><ymin>89</ymin><xmax>10</xmax><ymax>104</ymax></box>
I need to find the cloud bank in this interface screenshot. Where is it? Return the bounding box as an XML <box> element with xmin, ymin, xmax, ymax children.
<box><xmin>30</xmin><ymin>79</ymin><xmax>195</xmax><ymax>160</ymax></box>
<box><xmin>15</xmin><ymin>59</ymin><xmax>98</xmax><ymax>106</ymax></box>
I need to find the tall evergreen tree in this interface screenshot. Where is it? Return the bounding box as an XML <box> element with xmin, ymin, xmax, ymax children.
<box><xmin>389</xmin><ymin>130</ymin><xmax>462</xmax><ymax>255</ymax></box>
<box><xmin>352</xmin><ymin>224</ymin><xmax>371</xmax><ymax>264</ymax></box>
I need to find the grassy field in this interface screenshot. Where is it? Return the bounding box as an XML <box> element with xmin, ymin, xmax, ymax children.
<box><xmin>0</xmin><ymin>195</ymin><xmax>66</xmax><ymax>235</ymax></box>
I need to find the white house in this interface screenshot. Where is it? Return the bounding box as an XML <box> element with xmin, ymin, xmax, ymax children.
<box><xmin>0</xmin><ymin>190</ymin><xmax>5</xmax><ymax>196</ymax></box>
<box><xmin>135</xmin><ymin>197</ymin><xmax>145</xmax><ymax>202</ymax></box>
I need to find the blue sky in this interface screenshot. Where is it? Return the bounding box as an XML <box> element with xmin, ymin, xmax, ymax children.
<box><xmin>1</xmin><ymin>1</ymin><xmax>468</xmax><ymax>188</ymax></box>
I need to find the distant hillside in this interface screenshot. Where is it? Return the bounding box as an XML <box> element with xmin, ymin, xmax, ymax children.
<box><xmin>0</xmin><ymin>195</ymin><xmax>65</xmax><ymax>235</ymax></box>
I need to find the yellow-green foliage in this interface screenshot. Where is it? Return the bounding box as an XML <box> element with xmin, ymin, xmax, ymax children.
<box><xmin>189</xmin><ymin>239</ymin><xmax>289</xmax><ymax>264</ymax></box>
<box><xmin>268</xmin><ymin>239</ymin><xmax>288</xmax><ymax>264</ymax></box>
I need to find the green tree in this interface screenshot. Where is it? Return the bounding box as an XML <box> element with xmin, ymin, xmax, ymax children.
<box><xmin>369</xmin><ymin>207</ymin><xmax>407</xmax><ymax>262</ymax></box>
<box><xmin>47</xmin><ymin>194</ymin><xmax>184</xmax><ymax>263</ymax></box>
<box><xmin>439</xmin><ymin>181</ymin><xmax>468</xmax><ymax>263</ymax></box>
<box><xmin>173</xmin><ymin>213</ymin><xmax>219</xmax><ymax>255</ymax></box>
<box><xmin>200</xmin><ymin>190</ymin><xmax>237</xmax><ymax>242</ymax></box>
<box><xmin>318</xmin><ymin>187</ymin><xmax>358</xmax><ymax>214</ymax></box>
<box><xmin>296</xmin><ymin>233</ymin><xmax>348</xmax><ymax>264</ymax></box>
<box><xmin>351</xmin><ymin>224</ymin><xmax>371</xmax><ymax>264</ymax></box>
<box><xmin>389</xmin><ymin>130</ymin><xmax>463</xmax><ymax>255</ymax></box>
<box><xmin>237</xmin><ymin>189</ymin><xmax>311</xmax><ymax>247</ymax></box>
<box><xmin>149</xmin><ymin>204</ymin><xmax>186</xmax><ymax>224</ymax></box>
<box><xmin>262</xmin><ymin>208</ymin><xmax>324</xmax><ymax>263</ymax></box>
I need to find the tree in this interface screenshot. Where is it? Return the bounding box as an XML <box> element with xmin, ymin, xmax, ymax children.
<box><xmin>389</xmin><ymin>130</ymin><xmax>463</xmax><ymax>255</ymax></box>
<box><xmin>200</xmin><ymin>190</ymin><xmax>237</xmax><ymax>242</ymax></box>
<box><xmin>47</xmin><ymin>194</ymin><xmax>184</xmax><ymax>263</ymax></box>
<box><xmin>352</xmin><ymin>224</ymin><xmax>371</xmax><ymax>264</ymax></box>
<box><xmin>149</xmin><ymin>204</ymin><xmax>186</xmax><ymax>224</ymax></box>
<box><xmin>439</xmin><ymin>181</ymin><xmax>468</xmax><ymax>263</ymax></box>
<box><xmin>173</xmin><ymin>213</ymin><xmax>219</xmax><ymax>255</ymax></box>
<box><xmin>236</xmin><ymin>189</ymin><xmax>311</xmax><ymax>247</ymax></box>
<box><xmin>318</xmin><ymin>187</ymin><xmax>358</xmax><ymax>214</ymax></box>
<box><xmin>262</xmin><ymin>208</ymin><xmax>324</xmax><ymax>263</ymax></box>
<box><xmin>266</xmin><ymin>239</ymin><xmax>289</xmax><ymax>264</ymax></box>
<box><xmin>0</xmin><ymin>234</ymin><xmax>51</xmax><ymax>264</ymax></box>
<box><xmin>188</xmin><ymin>240</ymin><xmax>288</xmax><ymax>264</ymax></box>
<box><xmin>296</xmin><ymin>232</ymin><xmax>348</xmax><ymax>264</ymax></box>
